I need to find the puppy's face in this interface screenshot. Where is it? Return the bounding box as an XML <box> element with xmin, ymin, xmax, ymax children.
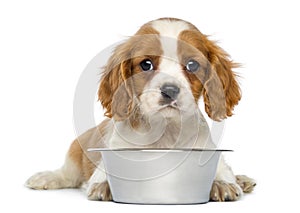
<box><xmin>98</xmin><ymin>18</ymin><xmax>241</xmax><ymax>124</ymax></box>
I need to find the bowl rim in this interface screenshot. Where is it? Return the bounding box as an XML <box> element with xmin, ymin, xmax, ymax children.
<box><xmin>87</xmin><ymin>148</ymin><xmax>233</xmax><ymax>152</ymax></box>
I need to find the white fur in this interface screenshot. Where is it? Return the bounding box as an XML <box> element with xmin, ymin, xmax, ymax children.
<box><xmin>151</xmin><ymin>19</ymin><xmax>190</xmax><ymax>38</ymax></box>
<box><xmin>215</xmin><ymin>156</ymin><xmax>237</xmax><ymax>183</ymax></box>
<box><xmin>215</xmin><ymin>156</ymin><xmax>243</xmax><ymax>196</ymax></box>
<box><xmin>110</xmin><ymin>117</ymin><xmax>167</xmax><ymax>147</ymax></box>
<box><xmin>140</xmin><ymin>19</ymin><xmax>193</xmax><ymax>117</ymax></box>
<box><xmin>86</xmin><ymin>161</ymin><xmax>107</xmax><ymax>194</ymax></box>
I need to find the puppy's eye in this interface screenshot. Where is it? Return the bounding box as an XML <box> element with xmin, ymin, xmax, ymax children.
<box><xmin>140</xmin><ymin>59</ymin><xmax>154</xmax><ymax>71</ymax></box>
<box><xmin>186</xmin><ymin>60</ymin><xmax>200</xmax><ymax>72</ymax></box>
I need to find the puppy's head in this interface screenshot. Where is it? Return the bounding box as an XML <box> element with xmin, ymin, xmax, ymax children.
<box><xmin>98</xmin><ymin>18</ymin><xmax>241</xmax><ymax>124</ymax></box>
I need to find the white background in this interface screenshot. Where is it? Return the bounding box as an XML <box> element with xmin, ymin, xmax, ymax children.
<box><xmin>1</xmin><ymin>0</ymin><xmax>299</xmax><ymax>212</ymax></box>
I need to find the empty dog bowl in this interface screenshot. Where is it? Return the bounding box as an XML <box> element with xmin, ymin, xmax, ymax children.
<box><xmin>88</xmin><ymin>148</ymin><xmax>230</xmax><ymax>204</ymax></box>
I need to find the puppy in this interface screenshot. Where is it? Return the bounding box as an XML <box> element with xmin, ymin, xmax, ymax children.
<box><xmin>26</xmin><ymin>18</ymin><xmax>256</xmax><ymax>202</ymax></box>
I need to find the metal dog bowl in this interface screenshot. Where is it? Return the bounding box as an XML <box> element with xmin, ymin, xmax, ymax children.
<box><xmin>88</xmin><ymin>148</ymin><xmax>230</xmax><ymax>204</ymax></box>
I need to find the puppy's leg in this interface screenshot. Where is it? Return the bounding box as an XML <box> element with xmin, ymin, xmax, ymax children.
<box><xmin>86</xmin><ymin>160</ymin><xmax>112</xmax><ymax>201</ymax></box>
<box><xmin>26</xmin><ymin>140</ymin><xmax>84</xmax><ymax>190</ymax></box>
<box><xmin>210</xmin><ymin>156</ymin><xmax>243</xmax><ymax>201</ymax></box>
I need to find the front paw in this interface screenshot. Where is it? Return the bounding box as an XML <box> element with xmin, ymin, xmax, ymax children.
<box><xmin>26</xmin><ymin>171</ymin><xmax>63</xmax><ymax>190</ymax></box>
<box><xmin>210</xmin><ymin>180</ymin><xmax>242</xmax><ymax>201</ymax></box>
<box><xmin>87</xmin><ymin>181</ymin><xmax>112</xmax><ymax>201</ymax></box>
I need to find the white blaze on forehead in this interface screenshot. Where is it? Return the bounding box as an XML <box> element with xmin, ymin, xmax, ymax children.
<box><xmin>150</xmin><ymin>19</ymin><xmax>190</xmax><ymax>38</ymax></box>
<box><xmin>150</xmin><ymin>19</ymin><xmax>191</xmax><ymax>87</ymax></box>
<box><xmin>139</xmin><ymin>20</ymin><xmax>196</xmax><ymax>116</ymax></box>
<box><xmin>151</xmin><ymin>19</ymin><xmax>191</xmax><ymax>59</ymax></box>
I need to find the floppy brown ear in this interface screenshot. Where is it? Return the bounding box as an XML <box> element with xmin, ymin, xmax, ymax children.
<box><xmin>98</xmin><ymin>43</ymin><xmax>133</xmax><ymax>120</ymax></box>
<box><xmin>202</xmin><ymin>37</ymin><xmax>241</xmax><ymax>121</ymax></box>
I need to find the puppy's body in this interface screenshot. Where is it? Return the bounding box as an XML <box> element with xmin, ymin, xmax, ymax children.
<box><xmin>26</xmin><ymin>18</ymin><xmax>256</xmax><ymax>201</ymax></box>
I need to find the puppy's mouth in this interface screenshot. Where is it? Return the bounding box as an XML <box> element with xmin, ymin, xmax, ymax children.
<box><xmin>158</xmin><ymin>100</ymin><xmax>180</xmax><ymax>111</ymax></box>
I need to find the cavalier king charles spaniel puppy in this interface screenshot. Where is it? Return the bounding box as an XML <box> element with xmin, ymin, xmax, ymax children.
<box><xmin>26</xmin><ymin>18</ymin><xmax>256</xmax><ymax>201</ymax></box>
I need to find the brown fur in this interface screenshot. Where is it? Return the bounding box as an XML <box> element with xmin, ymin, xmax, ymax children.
<box><xmin>177</xmin><ymin>33</ymin><xmax>209</xmax><ymax>102</ymax></box>
<box><xmin>68</xmin><ymin>119</ymin><xmax>110</xmax><ymax>182</ymax></box>
<box><xmin>98</xmin><ymin>27</ymin><xmax>162</xmax><ymax>122</ymax></box>
<box><xmin>178</xmin><ymin>29</ymin><xmax>241</xmax><ymax>121</ymax></box>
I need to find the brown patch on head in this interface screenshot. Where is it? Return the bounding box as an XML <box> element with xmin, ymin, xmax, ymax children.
<box><xmin>98</xmin><ymin>24</ymin><xmax>163</xmax><ymax>121</ymax></box>
<box><xmin>178</xmin><ymin>28</ymin><xmax>241</xmax><ymax>121</ymax></box>
<box><xmin>135</xmin><ymin>23</ymin><xmax>160</xmax><ymax>35</ymax></box>
<box><xmin>177</xmin><ymin>33</ymin><xmax>210</xmax><ymax>102</ymax></box>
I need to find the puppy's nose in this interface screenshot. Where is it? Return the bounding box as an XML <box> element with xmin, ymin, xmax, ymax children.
<box><xmin>160</xmin><ymin>84</ymin><xmax>180</xmax><ymax>100</ymax></box>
